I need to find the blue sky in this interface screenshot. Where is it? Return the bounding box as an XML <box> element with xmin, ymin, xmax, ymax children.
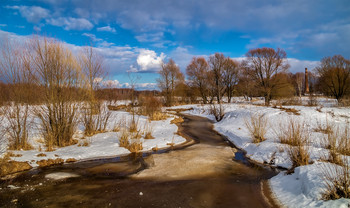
<box><xmin>0</xmin><ymin>0</ymin><xmax>349</xmax><ymax>89</ymax></box>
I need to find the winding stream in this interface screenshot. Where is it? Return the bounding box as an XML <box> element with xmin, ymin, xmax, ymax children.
<box><xmin>0</xmin><ymin>114</ymin><xmax>279</xmax><ymax>208</ymax></box>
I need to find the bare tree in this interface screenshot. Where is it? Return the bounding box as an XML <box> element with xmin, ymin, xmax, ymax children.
<box><xmin>0</xmin><ymin>36</ymin><xmax>33</xmax><ymax>150</ymax></box>
<box><xmin>80</xmin><ymin>46</ymin><xmax>110</xmax><ymax>136</ymax></box>
<box><xmin>186</xmin><ymin>57</ymin><xmax>210</xmax><ymax>104</ymax></box>
<box><xmin>30</xmin><ymin>37</ymin><xmax>82</xmax><ymax>150</ymax></box>
<box><xmin>157</xmin><ymin>59</ymin><xmax>184</xmax><ymax>106</ymax></box>
<box><xmin>244</xmin><ymin>47</ymin><xmax>290</xmax><ymax>106</ymax></box>
<box><xmin>208</xmin><ymin>53</ymin><xmax>226</xmax><ymax>103</ymax></box>
<box><xmin>293</xmin><ymin>72</ymin><xmax>304</xmax><ymax>97</ymax></box>
<box><xmin>223</xmin><ymin>58</ymin><xmax>240</xmax><ymax>103</ymax></box>
<box><xmin>316</xmin><ymin>55</ymin><xmax>350</xmax><ymax>102</ymax></box>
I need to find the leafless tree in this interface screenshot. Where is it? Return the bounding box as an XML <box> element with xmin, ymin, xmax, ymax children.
<box><xmin>186</xmin><ymin>57</ymin><xmax>210</xmax><ymax>104</ymax></box>
<box><xmin>223</xmin><ymin>58</ymin><xmax>240</xmax><ymax>103</ymax></box>
<box><xmin>244</xmin><ymin>47</ymin><xmax>290</xmax><ymax>106</ymax></box>
<box><xmin>208</xmin><ymin>53</ymin><xmax>226</xmax><ymax>103</ymax></box>
<box><xmin>293</xmin><ymin>72</ymin><xmax>304</xmax><ymax>97</ymax></box>
<box><xmin>157</xmin><ymin>59</ymin><xmax>184</xmax><ymax>106</ymax></box>
<box><xmin>80</xmin><ymin>46</ymin><xmax>110</xmax><ymax>136</ymax></box>
<box><xmin>0</xmin><ymin>36</ymin><xmax>33</xmax><ymax>150</ymax></box>
<box><xmin>316</xmin><ymin>55</ymin><xmax>350</xmax><ymax>102</ymax></box>
<box><xmin>30</xmin><ymin>37</ymin><xmax>82</xmax><ymax>150</ymax></box>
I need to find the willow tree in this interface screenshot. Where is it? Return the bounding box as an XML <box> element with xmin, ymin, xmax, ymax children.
<box><xmin>316</xmin><ymin>55</ymin><xmax>350</xmax><ymax>103</ymax></box>
<box><xmin>0</xmin><ymin>36</ymin><xmax>34</xmax><ymax>150</ymax></box>
<box><xmin>31</xmin><ymin>37</ymin><xmax>82</xmax><ymax>150</ymax></box>
<box><xmin>244</xmin><ymin>47</ymin><xmax>290</xmax><ymax>106</ymax></box>
<box><xmin>80</xmin><ymin>46</ymin><xmax>110</xmax><ymax>136</ymax></box>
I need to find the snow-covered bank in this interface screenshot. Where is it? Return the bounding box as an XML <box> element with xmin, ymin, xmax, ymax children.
<box><xmin>171</xmin><ymin>100</ymin><xmax>350</xmax><ymax>207</ymax></box>
<box><xmin>1</xmin><ymin>110</ymin><xmax>186</xmax><ymax>168</ymax></box>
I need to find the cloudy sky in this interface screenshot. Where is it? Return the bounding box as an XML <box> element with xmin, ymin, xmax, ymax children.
<box><xmin>1</xmin><ymin>0</ymin><xmax>349</xmax><ymax>89</ymax></box>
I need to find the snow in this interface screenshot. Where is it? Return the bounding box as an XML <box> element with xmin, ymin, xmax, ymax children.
<box><xmin>171</xmin><ymin>97</ymin><xmax>350</xmax><ymax>207</ymax></box>
<box><xmin>0</xmin><ymin>107</ymin><xmax>186</xmax><ymax>168</ymax></box>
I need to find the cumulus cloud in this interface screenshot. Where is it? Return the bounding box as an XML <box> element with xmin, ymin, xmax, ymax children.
<box><xmin>287</xmin><ymin>58</ymin><xmax>320</xmax><ymax>73</ymax></box>
<box><xmin>97</xmin><ymin>26</ymin><xmax>116</xmax><ymax>33</ymax></box>
<box><xmin>5</xmin><ymin>5</ymin><xmax>50</xmax><ymax>23</ymax></box>
<box><xmin>129</xmin><ymin>49</ymin><xmax>165</xmax><ymax>72</ymax></box>
<box><xmin>47</xmin><ymin>17</ymin><xmax>93</xmax><ymax>30</ymax></box>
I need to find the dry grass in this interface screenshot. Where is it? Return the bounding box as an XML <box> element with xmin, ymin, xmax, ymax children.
<box><xmin>144</xmin><ymin>123</ymin><xmax>154</xmax><ymax>139</ymax></box>
<box><xmin>276</xmin><ymin>119</ymin><xmax>309</xmax><ymax>146</ymax></box>
<box><xmin>107</xmin><ymin>104</ymin><xmax>127</xmax><ymax>111</ymax></box>
<box><xmin>0</xmin><ymin>157</ymin><xmax>32</xmax><ymax>177</ymax></box>
<box><xmin>322</xmin><ymin>159</ymin><xmax>350</xmax><ymax>200</ymax></box>
<box><xmin>276</xmin><ymin>118</ymin><xmax>310</xmax><ymax>170</ymax></box>
<box><xmin>36</xmin><ymin>158</ymin><xmax>64</xmax><ymax>167</ymax></box>
<box><xmin>315</xmin><ymin>119</ymin><xmax>334</xmax><ymax>134</ymax></box>
<box><xmin>245</xmin><ymin>113</ymin><xmax>268</xmax><ymax>143</ymax></box>
<box><xmin>65</xmin><ymin>158</ymin><xmax>77</xmax><ymax>163</ymax></box>
<box><xmin>36</xmin><ymin>153</ymin><xmax>47</xmax><ymax>157</ymax></box>
<box><xmin>119</xmin><ymin>129</ymin><xmax>130</xmax><ymax>148</ymax></box>
<box><xmin>170</xmin><ymin>116</ymin><xmax>184</xmax><ymax>124</ymax></box>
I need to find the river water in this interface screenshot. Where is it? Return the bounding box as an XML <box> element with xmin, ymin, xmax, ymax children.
<box><xmin>0</xmin><ymin>114</ymin><xmax>279</xmax><ymax>208</ymax></box>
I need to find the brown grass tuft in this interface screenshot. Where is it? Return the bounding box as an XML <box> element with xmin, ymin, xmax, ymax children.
<box><xmin>276</xmin><ymin>119</ymin><xmax>310</xmax><ymax>170</ymax></box>
<box><xmin>36</xmin><ymin>153</ymin><xmax>47</xmax><ymax>157</ymax></box>
<box><xmin>36</xmin><ymin>158</ymin><xmax>64</xmax><ymax>167</ymax></box>
<box><xmin>245</xmin><ymin>113</ymin><xmax>268</xmax><ymax>143</ymax></box>
<box><xmin>170</xmin><ymin>116</ymin><xmax>184</xmax><ymax>124</ymax></box>
<box><xmin>322</xmin><ymin>160</ymin><xmax>350</xmax><ymax>200</ymax></box>
<box><xmin>65</xmin><ymin>158</ymin><xmax>77</xmax><ymax>163</ymax></box>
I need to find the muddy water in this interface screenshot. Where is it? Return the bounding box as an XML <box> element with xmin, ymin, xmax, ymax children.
<box><xmin>0</xmin><ymin>114</ymin><xmax>279</xmax><ymax>208</ymax></box>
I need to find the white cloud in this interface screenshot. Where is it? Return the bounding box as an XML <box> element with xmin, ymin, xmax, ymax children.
<box><xmin>129</xmin><ymin>49</ymin><xmax>165</xmax><ymax>72</ymax></box>
<box><xmin>0</xmin><ymin>24</ymin><xmax>7</xmax><ymax>27</ymax></box>
<box><xmin>47</xmin><ymin>17</ymin><xmax>93</xmax><ymax>30</ymax></box>
<box><xmin>287</xmin><ymin>58</ymin><xmax>320</xmax><ymax>73</ymax></box>
<box><xmin>101</xmin><ymin>79</ymin><xmax>157</xmax><ymax>90</ymax></box>
<box><xmin>97</xmin><ymin>26</ymin><xmax>116</xmax><ymax>33</ymax></box>
<box><xmin>6</xmin><ymin>5</ymin><xmax>50</xmax><ymax>23</ymax></box>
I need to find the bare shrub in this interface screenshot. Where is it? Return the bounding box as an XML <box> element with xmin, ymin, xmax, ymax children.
<box><xmin>322</xmin><ymin>159</ymin><xmax>350</xmax><ymax>200</ymax></box>
<box><xmin>138</xmin><ymin>94</ymin><xmax>165</xmax><ymax>120</ymax></box>
<box><xmin>209</xmin><ymin>103</ymin><xmax>225</xmax><ymax>122</ymax></box>
<box><xmin>31</xmin><ymin>38</ymin><xmax>81</xmax><ymax>151</ymax></box>
<box><xmin>82</xmin><ymin>101</ymin><xmax>111</xmax><ymax>136</ymax></box>
<box><xmin>0</xmin><ymin>36</ymin><xmax>33</xmax><ymax>150</ymax></box>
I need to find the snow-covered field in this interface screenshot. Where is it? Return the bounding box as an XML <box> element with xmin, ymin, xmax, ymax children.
<box><xmin>170</xmin><ymin>98</ymin><xmax>350</xmax><ymax>208</ymax></box>
<box><xmin>0</xmin><ymin>107</ymin><xmax>186</xmax><ymax>168</ymax></box>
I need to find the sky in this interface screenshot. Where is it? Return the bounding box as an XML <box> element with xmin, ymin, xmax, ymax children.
<box><xmin>0</xmin><ymin>0</ymin><xmax>349</xmax><ymax>90</ymax></box>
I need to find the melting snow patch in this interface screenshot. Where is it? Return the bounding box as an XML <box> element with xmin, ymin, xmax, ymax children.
<box><xmin>45</xmin><ymin>172</ymin><xmax>80</xmax><ymax>180</ymax></box>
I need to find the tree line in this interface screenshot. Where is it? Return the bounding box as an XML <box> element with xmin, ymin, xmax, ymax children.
<box><xmin>157</xmin><ymin>48</ymin><xmax>350</xmax><ymax>106</ymax></box>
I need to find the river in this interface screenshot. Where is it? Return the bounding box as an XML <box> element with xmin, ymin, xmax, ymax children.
<box><xmin>0</xmin><ymin>114</ymin><xmax>279</xmax><ymax>208</ymax></box>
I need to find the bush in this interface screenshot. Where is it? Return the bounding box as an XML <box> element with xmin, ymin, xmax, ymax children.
<box><xmin>209</xmin><ymin>103</ymin><xmax>225</xmax><ymax>122</ymax></box>
<box><xmin>138</xmin><ymin>95</ymin><xmax>165</xmax><ymax>120</ymax></box>
<box><xmin>245</xmin><ymin>113</ymin><xmax>268</xmax><ymax>143</ymax></box>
